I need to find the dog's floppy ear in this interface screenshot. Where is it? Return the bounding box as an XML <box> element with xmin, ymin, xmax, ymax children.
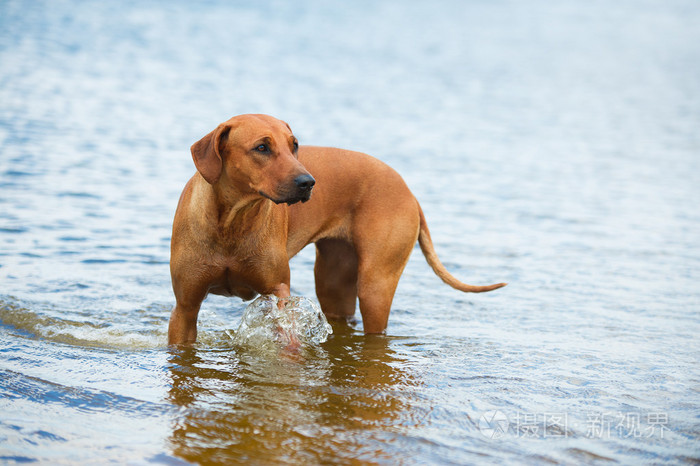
<box><xmin>190</xmin><ymin>124</ymin><xmax>231</xmax><ymax>184</ymax></box>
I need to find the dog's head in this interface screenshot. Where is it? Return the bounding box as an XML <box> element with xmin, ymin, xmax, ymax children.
<box><xmin>190</xmin><ymin>114</ymin><xmax>315</xmax><ymax>205</ymax></box>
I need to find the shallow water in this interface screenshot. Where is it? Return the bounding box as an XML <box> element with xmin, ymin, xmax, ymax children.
<box><xmin>1</xmin><ymin>0</ymin><xmax>699</xmax><ymax>463</ymax></box>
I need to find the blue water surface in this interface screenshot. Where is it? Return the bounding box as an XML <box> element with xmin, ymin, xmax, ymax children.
<box><xmin>1</xmin><ymin>0</ymin><xmax>699</xmax><ymax>463</ymax></box>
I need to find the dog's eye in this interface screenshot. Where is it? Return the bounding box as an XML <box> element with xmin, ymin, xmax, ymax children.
<box><xmin>293</xmin><ymin>140</ymin><xmax>299</xmax><ymax>151</ymax></box>
<box><xmin>255</xmin><ymin>144</ymin><xmax>268</xmax><ymax>153</ymax></box>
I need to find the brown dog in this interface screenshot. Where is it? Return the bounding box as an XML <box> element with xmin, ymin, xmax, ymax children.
<box><xmin>168</xmin><ymin>114</ymin><xmax>506</xmax><ymax>345</ymax></box>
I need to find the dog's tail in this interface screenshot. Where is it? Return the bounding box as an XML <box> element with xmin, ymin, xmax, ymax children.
<box><xmin>418</xmin><ymin>206</ymin><xmax>507</xmax><ymax>293</ymax></box>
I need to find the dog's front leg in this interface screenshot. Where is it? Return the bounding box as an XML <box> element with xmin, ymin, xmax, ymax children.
<box><xmin>267</xmin><ymin>282</ymin><xmax>303</xmax><ymax>351</ymax></box>
<box><xmin>168</xmin><ymin>301</ymin><xmax>201</xmax><ymax>345</ymax></box>
<box><xmin>270</xmin><ymin>283</ymin><xmax>291</xmax><ymax>300</ymax></box>
<box><xmin>168</xmin><ymin>268</ymin><xmax>209</xmax><ymax>346</ymax></box>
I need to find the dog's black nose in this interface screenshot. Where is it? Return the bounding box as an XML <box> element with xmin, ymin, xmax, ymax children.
<box><xmin>294</xmin><ymin>174</ymin><xmax>315</xmax><ymax>191</ymax></box>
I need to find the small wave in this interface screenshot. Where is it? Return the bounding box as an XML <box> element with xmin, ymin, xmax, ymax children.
<box><xmin>57</xmin><ymin>191</ymin><xmax>101</xmax><ymax>199</ymax></box>
<box><xmin>80</xmin><ymin>258</ymin><xmax>128</xmax><ymax>264</ymax></box>
<box><xmin>0</xmin><ymin>299</ymin><xmax>167</xmax><ymax>351</ymax></box>
<box><xmin>0</xmin><ymin>226</ymin><xmax>28</xmax><ymax>234</ymax></box>
<box><xmin>0</xmin><ymin>368</ymin><xmax>170</xmax><ymax>416</ymax></box>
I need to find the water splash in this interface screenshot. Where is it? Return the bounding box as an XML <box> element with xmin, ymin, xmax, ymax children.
<box><xmin>232</xmin><ymin>295</ymin><xmax>332</xmax><ymax>350</ymax></box>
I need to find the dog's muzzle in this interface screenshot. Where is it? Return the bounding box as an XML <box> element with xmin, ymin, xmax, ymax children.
<box><xmin>262</xmin><ymin>174</ymin><xmax>316</xmax><ymax>205</ymax></box>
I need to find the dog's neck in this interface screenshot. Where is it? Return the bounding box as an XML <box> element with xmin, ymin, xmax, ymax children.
<box><xmin>210</xmin><ymin>179</ymin><xmax>278</xmax><ymax>234</ymax></box>
<box><xmin>219</xmin><ymin>197</ymin><xmax>274</xmax><ymax>232</ymax></box>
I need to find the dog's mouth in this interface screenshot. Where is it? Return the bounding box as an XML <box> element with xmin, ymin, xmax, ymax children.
<box><xmin>259</xmin><ymin>174</ymin><xmax>315</xmax><ymax>205</ymax></box>
<box><xmin>259</xmin><ymin>189</ymin><xmax>313</xmax><ymax>205</ymax></box>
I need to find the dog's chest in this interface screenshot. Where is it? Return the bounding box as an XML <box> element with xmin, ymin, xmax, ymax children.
<box><xmin>207</xmin><ymin>265</ymin><xmax>259</xmax><ymax>300</ymax></box>
<box><xmin>206</xmin><ymin>251</ymin><xmax>287</xmax><ymax>301</ymax></box>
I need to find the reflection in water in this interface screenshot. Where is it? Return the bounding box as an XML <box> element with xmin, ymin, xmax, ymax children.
<box><xmin>167</xmin><ymin>324</ymin><xmax>423</xmax><ymax>463</ymax></box>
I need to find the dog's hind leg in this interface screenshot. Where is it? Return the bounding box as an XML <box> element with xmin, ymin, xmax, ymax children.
<box><xmin>314</xmin><ymin>238</ymin><xmax>359</xmax><ymax>322</ymax></box>
<box><xmin>355</xmin><ymin>229</ymin><xmax>418</xmax><ymax>334</ymax></box>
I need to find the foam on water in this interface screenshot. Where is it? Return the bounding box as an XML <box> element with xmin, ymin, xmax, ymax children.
<box><xmin>232</xmin><ymin>295</ymin><xmax>333</xmax><ymax>351</ymax></box>
<box><xmin>0</xmin><ymin>300</ymin><xmax>167</xmax><ymax>351</ymax></box>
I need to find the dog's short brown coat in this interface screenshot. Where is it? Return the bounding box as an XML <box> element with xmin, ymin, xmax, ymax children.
<box><xmin>168</xmin><ymin>114</ymin><xmax>505</xmax><ymax>344</ymax></box>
